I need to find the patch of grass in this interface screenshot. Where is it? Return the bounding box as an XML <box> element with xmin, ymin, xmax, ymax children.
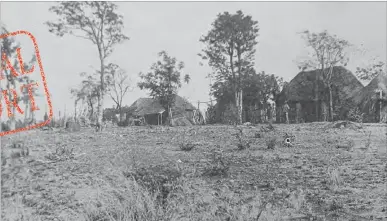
<box><xmin>179</xmin><ymin>142</ymin><xmax>197</xmax><ymax>151</ymax></box>
<box><xmin>202</xmin><ymin>145</ymin><xmax>229</xmax><ymax>177</ymax></box>
<box><xmin>123</xmin><ymin>164</ymin><xmax>182</xmax><ymax>206</ymax></box>
<box><xmin>83</xmin><ymin>179</ymin><xmax>162</xmax><ymax>221</ymax></box>
<box><xmin>364</xmin><ymin>131</ymin><xmax>372</xmax><ymax>150</ymax></box>
<box><xmin>327</xmin><ymin>166</ymin><xmax>343</xmax><ymax>191</ymax></box>
<box><xmin>234</xmin><ymin>127</ymin><xmax>251</xmax><ymax>150</ymax></box>
<box><xmin>45</xmin><ymin>145</ymin><xmax>74</xmax><ymax>161</ymax></box>
<box><xmin>3</xmin><ymin>124</ymin><xmax>386</xmax><ymax>220</ymax></box>
<box><xmin>266</xmin><ymin>136</ymin><xmax>277</xmax><ymax>149</ymax></box>
<box><xmin>335</xmin><ymin>138</ymin><xmax>355</xmax><ymax>151</ymax></box>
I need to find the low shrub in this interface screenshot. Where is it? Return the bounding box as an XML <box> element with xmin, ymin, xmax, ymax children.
<box><xmin>117</xmin><ymin>120</ymin><xmax>129</xmax><ymax>127</ymax></box>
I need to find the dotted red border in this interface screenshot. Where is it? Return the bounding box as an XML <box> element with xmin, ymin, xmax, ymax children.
<box><xmin>0</xmin><ymin>30</ymin><xmax>53</xmax><ymax>136</ymax></box>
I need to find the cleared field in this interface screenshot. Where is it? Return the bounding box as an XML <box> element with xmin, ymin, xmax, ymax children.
<box><xmin>1</xmin><ymin>123</ymin><xmax>387</xmax><ymax>221</ymax></box>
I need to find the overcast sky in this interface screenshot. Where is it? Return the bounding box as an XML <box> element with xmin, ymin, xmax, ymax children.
<box><xmin>1</xmin><ymin>1</ymin><xmax>386</xmax><ymax>121</ymax></box>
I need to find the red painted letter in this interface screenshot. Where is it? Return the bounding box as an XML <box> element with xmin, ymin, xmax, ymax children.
<box><xmin>17</xmin><ymin>48</ymin><xmax>34</xmax><ymax>75</ymax></box>
<box><xmin>1</xmin><ymin>52</ymin><xmax>19</xmax><ymax>79</ymax></box>
<box><xmin>2</xmin><ymin>89</ymin><xmax>24</xmax><ymax>117</ymax></box>
<box><xmin>21</xmin><ymin>82</ymin><xmax>40</xmax><ymax>112</ymax></box>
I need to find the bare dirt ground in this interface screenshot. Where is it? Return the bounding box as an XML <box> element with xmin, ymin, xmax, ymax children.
<box><xmin>1</xmin><ymin>123</ymin><xmax>387</xmax><ymax>221</ymax></box>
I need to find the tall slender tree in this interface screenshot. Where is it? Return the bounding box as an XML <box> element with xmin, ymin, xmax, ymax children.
<box><xmin>105</xmin><ymin>63</ymin><xmax>132</xmax><ymax>122</ymax></box>
<box><xmin>298</xmin><ymin>30</ymin><xmax>351</xmax><ymax>121</ymax></box>
<box><xmin>199</xmin><ymin>10</ymin><xmax>259</xmax><ymax>125</ymax></box>
<box><xmin>46</xmin><ymin>2</ymin><xmax>129</xmax><ymax>131</ymax></box>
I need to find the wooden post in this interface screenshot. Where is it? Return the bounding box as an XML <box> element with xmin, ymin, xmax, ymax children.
<box><xmin>379</xmin><ymin>90</ymin><xmax>382</xmax><ymax>123</ymax></box>
<box><xmin>376</xmin><ymin>89</ymin><xmax>383</xmax><ymax>123</ymax></box>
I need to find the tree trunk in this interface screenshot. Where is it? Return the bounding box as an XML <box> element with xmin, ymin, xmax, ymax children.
<box><xmin>329</xmin><ymin>86</ymin><xmax>334</xmax><ymax>121</ymax></box>
<box><xmin>239</xmin><ymin>89</ymin><xmax>243</xmax><ymax>124</ymax></box>
<box><xmin>74</xmin><ymin>101</ymin><xmax>78</xmax><ymax>123</ymax></box>
<box><xmin>119</xmin><ymin>107</ymin><xmax>126</xmax><ymax>122</ymax></box>
<box><xmin>235</xmin><ymin>91</ymin><xmax>238</xmax><ymax>123</ymax></box>
<box><xmin>168</xmin><ymin>106</ymin><xmax>173</xmax><ymax>126</ymax></box>
<box><xmin>96</xmin><ymin>93</ymin><xmax>103</xmax><ymax>131</ymax></box>
<box><xmin>379</xmin><ymin>91</ymin><xmax>382</xmax><ymax>123</ymax></box>
<box><xmin>96</xmin><ymin>54</ymin><xmax>105</xmax><ymax>132</ymax></box>
<box><xmin>315</xmin><ymin>75</ymin><xmax>319</xmax><ymax>122</ymax></box>
<box><xmin>235</xmin><ymin>90</ymin><xmax>243</xmax><ymax>125</ymax></box>
<box><xmin>88</xmin><ymin>99</ymin><xmax>94</xmax><ymax>121</ymax></box>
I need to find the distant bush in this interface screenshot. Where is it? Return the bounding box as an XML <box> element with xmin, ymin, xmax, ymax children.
<box><xmin>117</xmin><ymin>120</ymin><xmax>129</xmax><ymax>127</ymax></box>
<box><xmin>206</xmin><ymin>105</ymin><xmax>217</xmax><ymax>124</ymax></box>
<box><xmin>246</xmin><ymin>107</ymin><xmax>260</xmax><ymax>124</ymax></box>
<box><xmin>1</xmin><ymin>122</ymin><xmax>10</xmax><ymax>132</ymax></box>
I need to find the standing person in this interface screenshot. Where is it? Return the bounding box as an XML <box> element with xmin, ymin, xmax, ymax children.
<box><xmin>267</xmin><ymin>99</ymin><xmax>276</xmax><ymax>123</ymax></box>
<box><xmin>283</xmin><ymin>101</ymin><xmax>290</xmax><ymax>124</ymax></box>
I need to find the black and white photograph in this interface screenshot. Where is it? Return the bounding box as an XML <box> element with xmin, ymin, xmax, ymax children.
<box><xmin>0</xmin><ymin>1</ymin><xmax>386</xmax><ymax>220</ymax></box>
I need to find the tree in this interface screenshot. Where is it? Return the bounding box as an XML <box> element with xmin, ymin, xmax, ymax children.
<box><xmin>70</xmin><ymin>71</ymin><xmax>100</xmax><ymax>123</ymax></box>
<box><xmin>1</xmin><ymin>26</ymin><xmax>36</xmax><ymax>130</ymax></box>
<box><xmin>105</xmin><ymin>63</ymin><xmax>132</xmax><ymax>122</ymax></box>
<box><xmin>355</xmin><ymin>58</ymin><xmax>386</xmax><ymax>85</ymax></box>
<box><xmin>213</xmin><ymin>70</ymin><xmax>282</xmax><ymax>123</ymax></box>
<box><xmin>298</xmin><ymin>30</ymin><xmax>351</xmax><ymax>121</ymax></box>
<box><xmin>138</xmin><ymin>51</ymin><xmax>190</xmax><ymax>125</ymax></box>
<box><xmin>46</xmin><ymin>2</ymin><xmax>129</xmax><ymax>131</ymax></box>
<box><xmin>199</xmin><ymin>10</ymin><xmax>259</xmax><ymax>125</ymax></box>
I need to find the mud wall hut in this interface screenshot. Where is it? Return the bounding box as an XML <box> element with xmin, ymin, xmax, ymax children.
<box><xmin>276</xmin><ymin>66</ymin><xmax>364</xmax><ymax>123</ymax></box>
<box><xmin>354</xmin><ymin>72</ymin><xmax>387</xmax><ymax>123</ymax></box>
<box><xmin>126</xmin><ymin>95</ymin><xmax>196</xmax><ymax>125</ymax></box>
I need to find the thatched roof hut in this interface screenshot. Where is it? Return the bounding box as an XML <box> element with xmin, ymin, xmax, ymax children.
<box><xmin>127</xmin><ymin>98</ymin><xmax>165</xmax><ymax>117</ymax></box>
<box><xmin>353</xmin><ymin>72</ymin><xmax>387</xmax><ymax>122</ymax></box>
<box><xmin>278</xmin><ymin>66</ymin><xmax>363</xmax><ymax>103</ymax></box>
<box><xmin>277</xmin><ymin>66</ymin><xmax>364</xmax><ymax>122</ymax></box>
<box><xmin>127</xmin><ymin>95</ymin><xmax>196</xmax><ymax>125</ymax></box>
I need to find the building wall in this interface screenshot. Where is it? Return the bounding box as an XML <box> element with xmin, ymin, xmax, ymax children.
<box><xmin>363</xmin><ymin>99</ymin><xmax>387</xmax><ymax>123</ymax></box>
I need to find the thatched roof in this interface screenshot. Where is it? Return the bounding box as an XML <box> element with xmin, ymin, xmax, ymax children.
<box><xmin>278</xmin><ymin>66</ymin><xmax>363</xmax><ymax>104</ymax></box>
<box><xmin>128</xmin><ymin>98</ymin><xmax>165</xmax><ymax>116</ymax></box>
<box><xmin>127</xmin><ymin>95</ymin><xmax>196</xmax><ymax>117</ymax></box>
<box><xmin>354</xmin><ymin>72</ymin><xmax>387</xmax><ymax>110</ymax></box>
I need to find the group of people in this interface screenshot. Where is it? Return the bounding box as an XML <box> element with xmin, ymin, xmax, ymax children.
<box><xmin>262</xmin><ymin>99</ymin><xmax>290</xmax><ymax>124</ymax></box>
